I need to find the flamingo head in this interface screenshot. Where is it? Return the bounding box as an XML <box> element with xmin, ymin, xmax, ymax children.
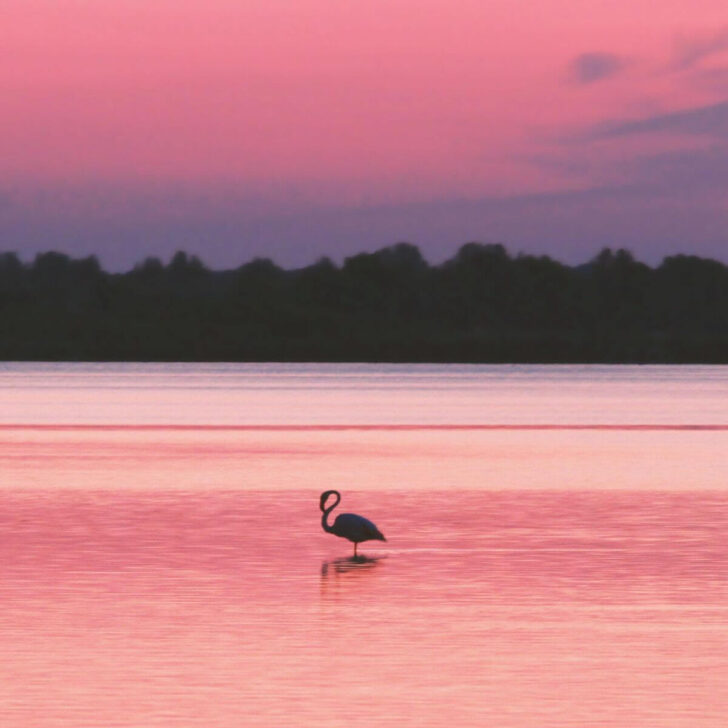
<box><xmin>319</xmin><ymin>490</ymin><xmax>340</xmax><ymax>512</ymax></box>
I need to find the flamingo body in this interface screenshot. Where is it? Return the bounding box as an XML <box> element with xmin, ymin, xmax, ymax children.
<box><xmin>331</xmin><ymin>512</ymin><xmax>386</xmax><ymax>543</ymax></box>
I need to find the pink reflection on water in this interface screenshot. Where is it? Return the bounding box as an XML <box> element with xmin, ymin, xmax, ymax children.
<box><xmin>1</xmin><ymin>365</ymin><xmax>727</xmax><ymax>725</ymax></box>
<box><xmin>1</xmin><ymin>425</ymin><xmax>728</xmax><ymax>493</ymax></box>
<box><xmin>0</xmin><ymin>489</ymin><xmax>728</xmax><ymax>726</ymax></box>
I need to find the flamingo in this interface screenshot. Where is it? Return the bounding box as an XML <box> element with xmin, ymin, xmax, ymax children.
<box><xmin>320</xmin><ymin>490</ymin><xmax>386</xmax><ymax>557</ymax></box>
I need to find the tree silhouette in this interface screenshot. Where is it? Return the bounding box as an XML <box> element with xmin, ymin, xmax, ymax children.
<box><xmin>0</xmin><ymin>243</ymin><xmax>727</xmax><ymax>362</ymax></box>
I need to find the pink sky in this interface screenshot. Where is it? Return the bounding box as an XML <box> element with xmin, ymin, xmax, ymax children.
<box><xmin>2</xmin><ymin>0</ymin><xmax>728</xmax><ymax>267</ymax></box>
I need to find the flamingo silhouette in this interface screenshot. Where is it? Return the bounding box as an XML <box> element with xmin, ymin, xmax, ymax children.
<box><xmin>320</xmin><ymin>490</ymin><xmax>386</xmax><ymax>557</ymax></box>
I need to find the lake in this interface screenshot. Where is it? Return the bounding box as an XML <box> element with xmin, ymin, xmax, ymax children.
<box><xmin>0</xmin><ymin>363</ymin><xmax>727</xmax><ymax>727</ymax></box>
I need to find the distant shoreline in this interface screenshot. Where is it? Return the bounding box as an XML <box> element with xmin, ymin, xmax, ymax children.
<box><xmin>2</xmin><ymin>242</ymin><xmax>728</xmax><ymax>363</ymax></box>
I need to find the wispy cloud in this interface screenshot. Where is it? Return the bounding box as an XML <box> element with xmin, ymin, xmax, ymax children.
<box><xmin>625</xmin><ymin>145</ymin><xmax>728</xmax><ymax>191</ymax></box>
<box><xmin>672</xmin><ymin>28</ymin><xmax>728</xmax><ymax>71</ymax></box>
<box><xmin>530</xmin><ymin>142</ymin><xmax>728</xmax><ymax>197</ymax></box>
<box><xmin>588</xmin><ymin>99</ymin><xmax>728</xmax><ymax>140</ymax></box>
<box><xmin>567</xmin><ymin>52</ymin><xmax>626</xmax><ymax>84</ymax></box>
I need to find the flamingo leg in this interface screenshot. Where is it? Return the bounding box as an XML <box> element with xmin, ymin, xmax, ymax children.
<box><xmin>354</xmin><ymin>542</ymin><xmax>358</xmax><ymax>558</ymax></box>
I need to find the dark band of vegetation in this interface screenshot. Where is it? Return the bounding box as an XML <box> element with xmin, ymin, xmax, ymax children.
<box><xmin>1</xmin><ymin>243</ymin><xmax>727</xmax><ymax>362</ymax></box>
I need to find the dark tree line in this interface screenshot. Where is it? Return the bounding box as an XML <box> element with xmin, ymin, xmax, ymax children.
<box><xmin>1</xmin><ymin>243</ymin><xmax>728</xmax><ymax>362</ymax></box>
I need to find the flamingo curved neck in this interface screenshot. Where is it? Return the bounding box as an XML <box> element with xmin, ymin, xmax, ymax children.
<box><xmin>321</xmin><ymin>510</ymin><xmax>335</xmax><ymax>533</ymax></box>
<box><xmin>320</xmin><ymin>491</ymin><xmax>341</xmax><ymax>533</ymax></box>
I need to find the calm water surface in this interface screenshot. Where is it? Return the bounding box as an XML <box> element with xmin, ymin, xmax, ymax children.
<box><xmin>1</xmin><ymin>364</ymin><xmax>727</xmax><ymax>726</ymax></box>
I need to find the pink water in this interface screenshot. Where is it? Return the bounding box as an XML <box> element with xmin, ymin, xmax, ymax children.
<box><xmin>1</xmin><ymin>364</ymin><xmax>727</xmax><ymax>727</ymax></box>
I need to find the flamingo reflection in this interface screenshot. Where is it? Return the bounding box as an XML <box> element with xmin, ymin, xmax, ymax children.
<box><xmin>321</xmin><ymin>554</ymin><xmax>387</xmax><ymax>577</ymax></box>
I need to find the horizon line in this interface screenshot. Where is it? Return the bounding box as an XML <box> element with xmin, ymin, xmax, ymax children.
<box><xmin>0</xmin><ymin>424</ymin><xmax>726</xmax><ymax>432</ymax></box>
<box><xmin>3</xmin><ymin>241</ymin><xmax>726</xmax><ymax>275</ymax></box>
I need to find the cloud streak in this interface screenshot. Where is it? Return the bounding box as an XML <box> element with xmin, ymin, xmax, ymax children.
<box><xmin>672</xmin><ymin>27</ymin><xmax>728</xmax><ymax>70</ymax></box>
<box><xmin>588</xmin><ymin>99</ymin><xmax>728</xmax><ymax>139</ymax></box>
